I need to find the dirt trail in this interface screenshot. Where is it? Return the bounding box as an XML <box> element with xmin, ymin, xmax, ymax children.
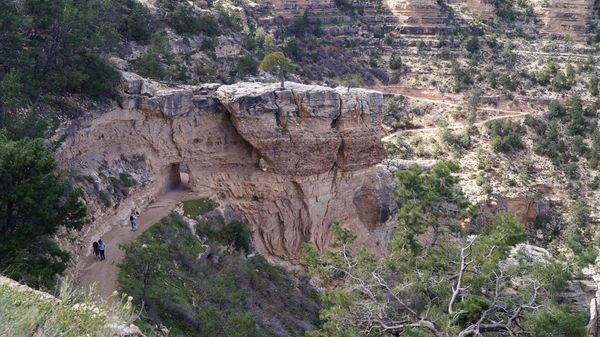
<box><xmin>382</xmin><ymin>111</ymin><xmax>530</xmax><ymax>141</ymax></box>
<box><xmin>373</xmin><ymin>85</ymin><xmax>533</xmax><ymax>114</ymax></box>
<box><xmin>374</xmin><ymin>85</ymin><xmax>537</xmax><ymax>141</ymax></box>
<box><xmin>77</xmin><ymin>186</ymin><xmax>196</xmax><ymax>299</ymax></box>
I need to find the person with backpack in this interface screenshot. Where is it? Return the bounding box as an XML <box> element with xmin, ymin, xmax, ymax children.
<box><xmin>92</xmin><ymin>241</ymin><xmax>99</xmax><ymax>259</ymax></box>
<box><xmin>98</xmin><ymin>239</ymin><xmax>106</xmax><ymax>261</ymax></box>
<box><xmin>130</xmin><ymin>209</ymin><xmax>138</xmax><ymax>232</ymax></box>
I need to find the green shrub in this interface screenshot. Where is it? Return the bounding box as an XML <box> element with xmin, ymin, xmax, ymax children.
<box><xmin>389</xmin><ymin>53</ymin><xmax>402</xmax><ymax>70</ymax></box>
<box><xmin>523</xmin><ymin>304</ymin><xmax>587</xmax><ymax>337</ymax></box>
<box><xmin>283</xmin><ymin>37</ymin><xmax>302</xmax><ymax>61</ymax></box>
<box><xmin>0</xmin><ymin>0</ymin><xmax>121</xmax><ymax>100</ymax></box>
<box><xmin>564</xmin><ymin>162</ymin><xmax>579</xmax><ymax>179</ymax></box>
<box><xmin>533</xmin><ymin>120</ymin><xmax>569</xmax><ymax>166</ymax></box>
<box><xmin>233</xmin><ymin>54</ymin><xmax>259</xmax><ymax>79</ymax></box>
<box><xmin>590</xmin><ymin>76</ymin><xmax>599</xmax><ymax>97</ymax></box>
<box><xmin>466</xmin><ymin>36</ymin><xmax>480</xmax><ymax>54</ymax></box>
<box><xmin>215</xmin><ymin>3</ymin><xmax>242</xmax><ymax>31</ymax></box>
<box><xmin>451</xmin><ymin>60</ymin><xmax>472</xmax><ymax>93</ymax></box>
<box><xmin>0</xmin><ymin>137</ymin><xmax>86</xmax><ymax>289</ymax></box>
<box><xmin>211</xmin><ymin>222</ymin><xmax>252</xmax><ymax>253</ymax></box>
<box><xmin>0</xmin><ymin>278</ymin><xmax>137</xmax><ymax>337</ymax></box>
<box><xmin>168</xmin><ymin>5</ymin><xmax>220</xmax><ymax>36</ymax></box>
<box><xmin>440</xmin><ymin>128</ymin><xmax>471</xmax><ymax>152</ymax></box>
<box><xmin>590</xmin><ymin>176</ymin><xmax>600</xmax><ymax>190</ymax></box>
<box><xmin>182</xmin><ymin>198</ymin><xmax>219</xmax><ymax>219</ymax></box>
<box><xmin>524</xmin><ymin>115</ymin><xmax>546</xmax><ymax>136</ymax></box>
<box><xmin>123</xmin><ymin>1</ymin><xmax>153</xmax><ymax>43</ymax></box>
<box><xmin>498</xmin><ymin>73</ymin><xmax>519</xmax><ymax>91</ymax></box>
<box><xmin>456</xmin><ymin>296</ymin><xmax>489</xmax><ymax>327</ymax></box>
<box><xmin>119</xmin><ymin>215</ymin><xmax>320</xmax><ymax>337</ymax></box>
<box><xmin>135</xmin><ymin>52</ymin><xmax>165</xmax><ymax>80</ymax></box>
<box><xmin>486</xmin><ymin>119</ymin><xmax>525</xmax><ymax>153</ymax></box>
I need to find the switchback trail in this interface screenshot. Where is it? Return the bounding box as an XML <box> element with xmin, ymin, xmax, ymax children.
<box><xmin>373</xmin><ymin>85</ymin><xmax>540</xmax><ymax>141</ymax></box>
<box><xmin>77</xmin><ymin>188</ymin><xmax>196</xmax><ymax>299</ymax></box>
<box><xmin>383</xmin><ymin>111</ymin><xmax>531</xmax><ymax>141</ymax></box>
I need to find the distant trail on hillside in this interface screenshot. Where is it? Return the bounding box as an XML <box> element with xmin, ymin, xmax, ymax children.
<box><xmin>373</xmin><ymin>85</ymin><xmax>538</xmax><ymax>141</ymax></box>
<box><xmin>382</xmin><ymin>111</ymin><xmax>531</xmax><ymax>141</ymax></box>
<box><xmin>77</xmin><ymin>189</ymin><xmax>196</xmax><ymax>299</ymax></box>
<box><xmin>373</xmin><ymin>85</ymin><xmax>538</xmax><ymax>114</ymax></box>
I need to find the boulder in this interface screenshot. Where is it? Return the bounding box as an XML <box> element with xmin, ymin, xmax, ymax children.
<box><xmin>120</xmin><ymin>72</ymin><xmax>144</xmax><ymax>95</ymax></box>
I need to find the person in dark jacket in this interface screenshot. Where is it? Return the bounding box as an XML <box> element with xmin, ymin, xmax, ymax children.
<box><xmin>130</xmin><ymin>209</ymin><xmax>138</xmax><ymax>232</ymax></box>
<box><xmin>98</xmin><ymin>239</ymin><xmax>106</xmax><ymax>261</ymax></box>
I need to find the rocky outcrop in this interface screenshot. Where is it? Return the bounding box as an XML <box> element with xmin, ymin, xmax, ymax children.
<box><xmin>448</xmin><ymin>0</ymin><xmax>496</xmax><ymax>18</ymax></box>
<box><xmin>505</xmin><ymin>245</ymin><xmax>599</xmax><ymax>337</ymax></box>
<box><xmin>476</xmin><ymin>196</ymin><xmax>550</xmax><ymax>226</ymax></box>
<box><xmin>531</xmin><ymin>0</ymin><xmax>595</xmax><ymax>39</ymax></box>
<box><xmin>269</xmin><ymin>0</ymin><xmax>337</xmax><ymax>18</ymax></box>
<box><xmin>57</xmin><ymin>76</ymin><xmax>394</xmax><ymax>268</ymax></box>
<box><xmin>384</xmin><ymin>0</ymin><xmax>453</xmax><ymax>34</ymax></box>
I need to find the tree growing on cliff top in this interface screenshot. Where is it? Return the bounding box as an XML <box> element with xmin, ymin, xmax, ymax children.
<box><xmin>259</xmin><ymin>52</ymin><xmax>295</xmax><ymax>89</ymax></box>
<box><xmin>304</xmin><ymin>161</ymin><xmax>588</xmax><ymax>337</ymax></box>
<box><xmin>0</xmin><ymin>136</ymin><xmax>86</xmax><ymax>289</ymax></box>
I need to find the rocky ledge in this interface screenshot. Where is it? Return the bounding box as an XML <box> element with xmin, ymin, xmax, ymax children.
<box><xmin>57</xmin><ymin>74</ymin><xmax>395</xmax><ymax>268</ymax></box>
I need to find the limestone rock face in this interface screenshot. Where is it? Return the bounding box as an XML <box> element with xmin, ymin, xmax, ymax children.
<box><xmin>448</xmin><ymin>0</ymin><xmax>496</xmax><ymax>18</ymax></box>
<box><xmin>269</xmin><ymin>0</ymin><xmax>337</xmax><ymax>18</ymax></box>
<box><xmin>384</xmin><ymin>0</ymin><xmax>453</xmax><ymax>34</ymax></box>
<box><xmin>57</xmin><ymin>78</ymin><xmax>393</xmax><ymax>269</ymax></box>
<box><xmin>216</xmin><ymin>82</ymin><xmax>384</xmax><ymax>176</ymax></box>
<box><xmin>476</xmin><ymin>196</ymin><xmax>550</xmax><ymax>226</ymax></box>
<box><xmin>531</xmin><ymin>0</ymin><xmax>595</xmax><ymax>39</ymax></box>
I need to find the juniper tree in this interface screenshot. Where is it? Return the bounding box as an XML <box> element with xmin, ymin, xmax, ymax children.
<box><xmin>305</xmin><ymin>161</ymin><xmax>587</xmax><ymax>337</ymax></box>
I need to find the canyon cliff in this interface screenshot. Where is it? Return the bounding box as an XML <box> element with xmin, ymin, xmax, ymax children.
<box><xmin>57</xmin><ymin>75</ymin><xmax>395</xmax><ymax>270</ymax></box>
<box><xmin>261</xmin><ymin>0</ymin><xmax>596</xmax><ymax>38</ymax></box>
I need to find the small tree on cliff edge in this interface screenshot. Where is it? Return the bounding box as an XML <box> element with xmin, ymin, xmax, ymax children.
<box><xmin>259</xmin><ymin>52</ymin><xmax>295</xmax><ymax>89</ymax></box>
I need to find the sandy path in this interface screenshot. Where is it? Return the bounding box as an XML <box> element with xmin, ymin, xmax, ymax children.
<box><xmin>382</xmin><ymin>111</ymin><xmax>530</xmax><ymax>141</ymax></box>
<box><xmin>77</xmin><ymin>187</ymin><xmax>196</xmax><ymax>299</ymax></box>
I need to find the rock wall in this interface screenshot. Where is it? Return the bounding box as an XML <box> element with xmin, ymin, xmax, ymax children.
<box><xmin>269</xmin><ymin>0</ymin><xmax>337</xmax><ymax>17</ymax></box>
<box><xmin>384</xmin><ymin>0</ymin><xmax>453</xmax><ymax>34</ymax></box>
<box><xmin>531</xmin><ymin>0</ymin><xmax>595</xmax><ymax>39</ymax></box>
<box><xmin>57</xmin><ymin>76</ymin><xmax>394</xmax><ymax>268</ymax></box>
<box><xmin>448</xmin><ymin>0</ymin><xmax>496</xmax><ymax>18</ymax></box>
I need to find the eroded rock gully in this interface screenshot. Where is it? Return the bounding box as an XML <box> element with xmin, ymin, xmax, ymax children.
<box><xmin>57</xmin><ymin>75</ymin><xmax>395</xmax><ymax>270</ymax></box>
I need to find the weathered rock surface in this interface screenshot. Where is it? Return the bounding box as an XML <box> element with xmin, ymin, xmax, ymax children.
<box><xmin>57</xmin><ymin>77</ymin><xmax>394</xmax><ymax>269</ymax></box>
<box><xmin>476</xmin><ymin>196</ymin><xmax>550</xmax><ymax>226</ymax></box>
<box><xmin>385</xmin><ymin>0</ymin><xmax>453</xmax><ymax>34</ymax></box>
<box><xmin>505</xmin><ymin>245</ymin><xmax>599</xmax><ymax>337</ymax></box>
<box><xmin>448</xmin><ymin>0</ymin><xmax>496</xmax><ymax>18</ymax></box>
<box><xmin>269</xmin><ymin>0</ymin><xmax>337</xmax><ymax>18</ymax></box>
<box><xmin>531</xmin><ymin>0</ymin><xmax>595</xmax><ymax>39</ymax></box>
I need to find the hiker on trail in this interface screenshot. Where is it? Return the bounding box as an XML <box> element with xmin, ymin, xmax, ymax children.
<box><xmin>130</xmin><ymin>209</ymin><xmax>138</xmax><ymax>232</ymax></box>
<box><xmin>98</xmin><ymin>239</ymin><xmax>106</xmax><ymax>261</ymax></box>
<box><xmin>92</xmin><ymin>241</ymin><xmax>99</xmax><ymax>259</ymax></box>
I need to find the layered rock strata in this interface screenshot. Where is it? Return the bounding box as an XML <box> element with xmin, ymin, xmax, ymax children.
<box><xmin>531</xmin><ymin>0</ymin><xmax>595</xmax><ymax>39</ymax></box>
<box><xmin>57</xmin><ymin>76</ymin><xmax>394</xmax><ymax>268</ymax></box>
<box><xmin>269</xmin><ymin>0</ymin><xmax>337</xmax><ymax>17</ymax></box>
<box><xmin>448</xmin><ymin>0</ymin><xmax>496</xmax><ymax>18</ymax></box>
<box><xmin>385</xmin><ymin>0</ymin><xmax>453</xmax><ymax>34</ymax></box>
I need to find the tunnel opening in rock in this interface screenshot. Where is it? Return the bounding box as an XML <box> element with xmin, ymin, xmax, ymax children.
<box><xmin>166</xmin><ymin>163</ymin><xmax>190</xmax><ymax>191</ymax></box>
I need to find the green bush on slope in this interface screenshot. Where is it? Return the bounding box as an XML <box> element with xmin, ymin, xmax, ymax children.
<box><xmin>0</xmin><ymin>277</ymin><xmax>137</xmax><ymax>337</ymax></box>
<box><xmin>119</xmin><ymin>213</ymin><xmax>320</xmax><ymax>337</ymax></box>
<box><xmin>0</xmin><ymin>136</ymin><xmax>86</xmax><ymax>290</ymax></box>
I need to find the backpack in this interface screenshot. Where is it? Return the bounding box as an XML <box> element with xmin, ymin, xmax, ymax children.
<box><xmin>130</xmin><ymin>215</ymin><xmax>135</xmax><ymax>221</ymax></box>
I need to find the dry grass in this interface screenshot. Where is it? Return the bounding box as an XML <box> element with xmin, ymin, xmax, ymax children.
<box><xmin>0</xmin><ymin>276</ymin><xmax>138</xmax><ymax>337</ymax></box>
